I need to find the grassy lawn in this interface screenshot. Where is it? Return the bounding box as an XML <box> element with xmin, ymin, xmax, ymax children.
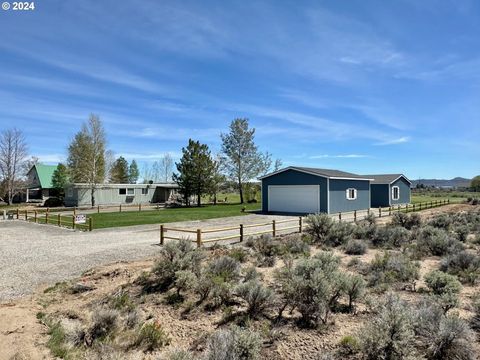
<box><xmin>411</xmin><ymin>191</ymin><xmax>476</xmax><ymax>204</ymax></box>
<box><xmin>89</xmin><ymin>202</ymin><xmax>261</xmax><ymax>229</ymax></box>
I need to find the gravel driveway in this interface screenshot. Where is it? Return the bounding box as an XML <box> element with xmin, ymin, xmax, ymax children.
<box><xmin>0</xmin><ymin>214</ymin><xmax>296</xmax><ymax>302</ymax></box>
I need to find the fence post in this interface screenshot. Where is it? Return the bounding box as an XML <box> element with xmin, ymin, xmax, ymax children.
<box><xmin>448</xmin><ymin>198</ymin><xmax>450</xmax><ymax>204</ymax></box>
<box><xmin>119</xmin><ymin>204</ymin><xmax>122</xmax><ymax>212</ymax></box>
<box><xmin>45</xmin><ymin>212</ymin><xmax>49</xmax><ymax>224</ymax></box>
<box><xmin>354</xmin><ymin>210</ymin><xmax>357</xmax><ymax>222</ymax></box>
<box><xmin>389</xmin><ymin>207</ymin><xmax>391</xmax><ymax>216</ymax></box>
<box><xmin>299</xmin><ymin>217</ymin><xmax>303</xmax><ymax>232</ymax></box>
<box><xmin>89</xmin><ymin>217</ymin><xmax>93</xmax><ymax>231</ymax></box>
<box><xmin>34</xmin><ymin>210</ymin><xmax>37</xmax><ymax>223</ymax></box>
<box><xmin>57</xmin><ymin>214</ymin><xmax>61</xmax><ymax>226</ymax></box>
<box><xmin>72</xmin><ymin>215</ymin><xmax>75</xmax><ymax>230</ymax></box>
<box><xmin>398</xmin><ymin>205</ymin><xmax>400</xmax><ymax>212</ymax></box>
<box><xmin>240</xmin><ymin>224</ymin><xmax>244</xmax><ymax>242</ymax></box>
<box><xmin>16</xmin><ymin>208</ymin><xmax>19</xmax><ymax>219</ymax></box>
<box><xmin>406</xmin><ymin>204</ymin><xmax>409</xmax><ymax>213</ymax></box>
<box><xmin>139</xmin><ymin>204</ymin><xmax>141</xmax><ymax>212</ymax></box>
<box><xmin>339</xmin><ymin>212</ymin><xmax>342</xmax><ymax>221</ymax></box>
<box><xmin>272</xmin><ymin>220</ymin><xmax>276</xmax><ymax>237</ymax></box>
<box><xmin>196</xmin><ymin>229</ymin><xmax>202</xmax><ymax>248</ymax></box>
<box><xmin>97</xmin><ymin>205</ymin><xmax>100</xmax><ymax>214</ymax></box>
<box><xmin>73</xmin><ymin>207</ymin><xmax>76</xmax><ymax>216</ymax></box>
<box><xmin>160</xmin><ymin>225</ymin><xmax>164</xmax><ymax>245</ymax></box>
<box><xmin>413</xmin><ymin>204</ymin><xmax>416</xmax><ymax>212</ymax></box>
<box><xmin>367</xmin><ymin>208</ymin><xmax>370</xmax><ymax>216</ymax></box>
<box><xmin>379</xmin><ymin>208</ymin><xmax>382</xmax><ymax>218</ymax></box>
<box><xmin>25</xmin><ymin>210</ymin><xmax>28</xmax><ymax>221</ymax></box>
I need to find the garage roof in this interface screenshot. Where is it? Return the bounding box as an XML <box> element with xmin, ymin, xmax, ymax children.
<box><xmin>363</xmin><ymin>174</ymin><xmax>411</xmax><ymax>184</ymax></box>
<box><xmin>259</xmin><ymin>166</ymin><xmax>374</xmax><ymax>181</ymax></box>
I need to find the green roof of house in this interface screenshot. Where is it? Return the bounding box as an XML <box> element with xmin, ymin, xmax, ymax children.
<box><xmin>31</xmin><ymin>164</ymin><xmax>57</xmax><ymax>189</ymax></box>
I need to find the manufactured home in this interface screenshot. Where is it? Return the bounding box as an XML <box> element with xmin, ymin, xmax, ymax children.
<box><xmin>260</xmin><ymin>167</ymin><xmax>373</xmax><ymax>214</ymax></box>
<box><xmin>64</xmin><ymin>183</ymin><xmax>179</xmax><ymax>207</ymax></box>
<box><xmin>365</xmin><ymin>174</ymin><xmax>411</xmax><ymax>207</ymax></box>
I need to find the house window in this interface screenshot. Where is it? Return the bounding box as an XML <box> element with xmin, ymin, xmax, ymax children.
<box><xmin>346</xmin><ymin>188</ymin><xmax>357</xmax><ymax>200</ymax></box>
<box><xmin>127</xmin><ymin>188</ymin><xmax>135</xmax><ymax>195</ymax></box>
<box><xmin>392</xmin><ymin>186</ymin><xmax>400</xmax><ymax>200</ymax></box>
<box><xmin>141</xmin><ymin>188</ymin><xmax>148</xmax><ymax>195</ymax></box>
<box><xmin>119</xmin><ymin>188</ymin><xmax>126</xmax><ymax>195</ymax></box>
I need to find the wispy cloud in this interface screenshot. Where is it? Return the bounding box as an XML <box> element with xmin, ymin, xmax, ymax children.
<box><xmin>117</xmin><ymin>151</ymin><xmax>183</xmax><ymax>161</ymax></box>
<box><xmin>375</xmin><ymin>136</ymin><xmax>411</xmax><ymax>146</ymax></box>
<box><xmin>309</xmin><ymin>154</ymin><xmax>370</xmax><ymax>159</ymax></box>
<box><xmin>36</xmin><ymin>153</ymin><xmax>65</xmax><ymax>164</ymax></box>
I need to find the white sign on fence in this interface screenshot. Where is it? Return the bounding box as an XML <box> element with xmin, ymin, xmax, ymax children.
<box><xmin>75</xmin><ymin>214</ymin><xmax>87</xmax><ymax>224</ymax></box>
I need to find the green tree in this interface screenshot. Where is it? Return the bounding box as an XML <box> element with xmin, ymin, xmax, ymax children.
<box><xmin>110</xmin><ymin>156</ymin><xmax>129</xmax><ymax>183</ymax></box>
<box><xmin>221</xmin><ymin>118</ymin><xmax>271</xmax><ymax>203</ymax></box>
<box><xmin>51</xmin><ymin>163</ymin><xmax>69</xmax><ymax>199</ymax></box>
<box><xmin>128</xmin><ymin>159</ymin><xmax>139</xmax><ymax>184</ymax></box>
<box><xmin>67</xmin><ymin>114</ymin><xmax>106</xmax><ymax>206</ymax></box>
<box><xmin>471</xmin><ymin>176</ymin><xmax>480</xmax><ymax>192</ymax></box>
<box><xmin>173</xmin><ymin>139</ymin><xmax>215</xmax><ymax>207</ymax></box>
<box><xmin>209</xmin><ymin>156</ymin><xmax>226</xmax><ymax>205</ymax></box>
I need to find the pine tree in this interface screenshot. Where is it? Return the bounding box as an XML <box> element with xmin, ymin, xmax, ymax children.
<box><xmin>110</xmin><ymin>156</ymin><xmax>129</xmax><ymax>183</ymax></box>
<box><xmin>129</xmin><ymin>159</ymin><xmax>139</xmax><ymax>184</ymax></box>
<box><xmin>51</xmin><ymin>163</ymin><xmax>69</xmax><ymax>199</ymax></box>
<box><xmin>173</xmin><ymin>139</ymin><xmax>215</xmax><ymax>206</ymax></box>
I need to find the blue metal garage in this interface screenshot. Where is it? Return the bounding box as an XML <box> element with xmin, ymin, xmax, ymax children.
<box><xmin>259</xmin><ymin>167</ymin><xmax>373</xmax><ymax>215</ymax></box>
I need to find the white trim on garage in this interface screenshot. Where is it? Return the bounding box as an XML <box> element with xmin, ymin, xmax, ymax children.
<box><xmin>268</xmin><ymin>185</ymin><xmax>320</xmax><ymax>213</ymax></box>
<box><xmin>327</xmin><ymin>178</ymin><xmax>330</xmax><ymax>213</ymax></box>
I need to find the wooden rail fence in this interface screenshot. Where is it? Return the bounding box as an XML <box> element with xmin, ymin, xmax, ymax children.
<box><xmin>160</xmin><ymin>217</ymin><xmax>304</xmax><ymax>248</ymax></box>
<box><xmin>10</xmin><ymin>199</ymin><xmax>449</xmax><ymax>235</ymax></box>
<box><xmin>16</xmin><ymin>209</ymin><xmax>92</xmax><ymax>231</ymax></box>
<box><xmin>160</xmin><ymin>199</ymin><xmax>450</xmax><ymax>248</ymax></box>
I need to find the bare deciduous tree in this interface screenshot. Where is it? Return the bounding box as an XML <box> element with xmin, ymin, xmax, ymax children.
<box><xmin>141</xmin><ymin>153</ymin><xmax>174</xmax><ymax>183</ymax></box>
<box><xmin>160</xmin><ymin>153</ymin><xmax>173</xmax><ymax>182</ymax></box>
<box><xmin>0</xmin><ymin>128</ymin><xmax>28</xmax><ymax>204</ymax></box>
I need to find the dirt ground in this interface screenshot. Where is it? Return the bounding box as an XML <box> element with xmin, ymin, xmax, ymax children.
<box><xmin>0</xmin><ymin>214</ymin><xmax>296</xmax><ymax>301</ymax></box>
<box><xmin>0</xmin><ymin>204</ymin><xmax>478</xmax><ymax>360</ymax></box>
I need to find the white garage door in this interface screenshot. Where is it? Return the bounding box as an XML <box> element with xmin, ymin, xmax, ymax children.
<box><xmin>268</xmin><ymin>185</ymin><xmax>320</xmax><ymax>213</ymax></box>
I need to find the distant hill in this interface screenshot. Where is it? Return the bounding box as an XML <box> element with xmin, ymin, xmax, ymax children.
<box><xmin>411</xmin><ymin>177</ymin><xmax>471</xmax><ymax>188</ymax></box>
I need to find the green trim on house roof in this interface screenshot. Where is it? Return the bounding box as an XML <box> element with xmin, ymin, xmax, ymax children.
<box><xmin>32</xmin><ymin>164</ymin><xmax>57</xmax><ymax>189</ymax></box>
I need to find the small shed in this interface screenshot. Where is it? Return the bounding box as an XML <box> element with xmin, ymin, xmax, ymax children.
<box><xmin>365</xmin><ymin>174</ymin><xmax>411</xmax><ymax>207</ymax></box>
<box><xmin>259</xmin><ymin>167</ymin><xmax>373</xmax><ymax>215</ymax></box>
<box><xmin>26</xmin><ymin>164</ymin><xmax>57</xmax><ymax>202</ymax></box>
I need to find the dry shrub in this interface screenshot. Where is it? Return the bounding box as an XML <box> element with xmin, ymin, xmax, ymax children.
<box><xmin>205</xmin><ymin>326</ymin><xmax>262</xmax><ymax>360</ymax></box>
<box><xmin>344</xmin><ymin>239</ymin><xmax>367</xmax><ymax>255</ymax></box>
<box><xmin>135</xmin><ymin>321</ymin><xmax>170</xmax><ymax>351</ymax></box>
<box><xmin>235</xmin><ymin>280</ymin><xmax>275</xmax><ymax>318</ymax></box>
<box><xmin>360</xmin><ymin>293</ymin><xmax>416</xmax><ymax>359</ymax></box>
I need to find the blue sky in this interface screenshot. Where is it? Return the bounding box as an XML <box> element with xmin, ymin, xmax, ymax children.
<box><xmin>0</xmin><ymin>0</ymin><xmax>479</xmax><ymax>179</ymax></box>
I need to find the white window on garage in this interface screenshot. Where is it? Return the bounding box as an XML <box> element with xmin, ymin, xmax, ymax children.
<box><xmin>392</xmin><ymin>186</ymin><xmax>400</xmax><ymax>200</ymax></box>
<box><xmin>346</xmin><ymin>188</ymin><xmax>357</xmax><ymax>200</ymax></box>
<box><xmin>127</xmin><ymin>188</ymin><xmax>135</xmax><ymax>195</ymax></box>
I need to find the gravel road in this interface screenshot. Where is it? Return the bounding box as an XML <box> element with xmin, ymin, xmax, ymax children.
<box><xmin>0</xmin><ymin>214</ymin><xmax>296</xmax><ymax>302</ymax></box>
